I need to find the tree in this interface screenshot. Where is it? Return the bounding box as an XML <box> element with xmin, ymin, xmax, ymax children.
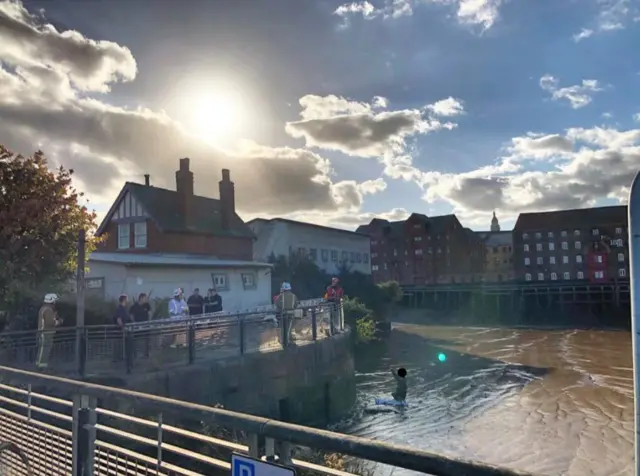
<box><xmin>0</xmin><ymin>146</ymin><xmax>100</xmax><ymax>311</ymax></box>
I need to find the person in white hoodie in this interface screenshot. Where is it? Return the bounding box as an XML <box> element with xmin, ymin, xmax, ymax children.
<box><xmin>168</xmin><ymin>288</ymin><xmax>189</xmax><ymax>319</ymax></box>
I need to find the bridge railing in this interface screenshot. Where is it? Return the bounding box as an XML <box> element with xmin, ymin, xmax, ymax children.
<box><xmin>0</xmin><ymin>366</ymin><xmax>534</xmax><ymax>476</ymax></box>
<box><xmin>0</xmin><ymin>300</ymin><xmax>344</xmax><ymax>377</ymax></box>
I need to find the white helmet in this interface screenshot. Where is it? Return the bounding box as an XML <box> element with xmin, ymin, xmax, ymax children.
<box><xmin>281</xmin><ymin>282</ymin><xmax>292</xmax><ymax>291</ymax></box>
<box><xmin>173</xmin><ymin>288</ymin><xmax>182</xmax><ymax>297</ymax></box>
<box><xmin>44</xmin><ymin>293</ymin><xmax>59</xmax><ymax>304</ymax></box>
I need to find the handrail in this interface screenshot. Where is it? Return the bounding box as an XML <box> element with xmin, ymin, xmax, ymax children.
<box><xmin>628</xmin><ymin>169</ymin><xmax>640</xmax><ymax>476</ymax></box>
<box><xmin>0</xmin><ymin>365</ymin><xmax>533</xmax><ymax>476</ymax></box>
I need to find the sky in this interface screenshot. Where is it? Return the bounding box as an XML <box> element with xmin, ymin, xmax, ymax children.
<box><xmin>0</xmin><ymin>0</ymin><xmax>639</xmax><ymax>232</ymax></box>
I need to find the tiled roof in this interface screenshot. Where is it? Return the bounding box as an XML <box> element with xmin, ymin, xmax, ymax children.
<box><xmin>356</xmin><ymin>213</ymin><xmax>460</xmax><ymax>236</ymax></box>
<box><xmin>514</xmin><ymin>206</ymin><xmax>627</xmax><ymax>231</ymax></box>
<box><xmin>98</xmin><ymin>182</ymin><xmax>255</xmax><ymax>238</ymax></box>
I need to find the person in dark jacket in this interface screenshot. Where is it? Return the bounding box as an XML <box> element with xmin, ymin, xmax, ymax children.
<box><xmin>130</xmin><ymin>293</ymin><xmax>151</xmax><ymax>357</ymax></box>
<box><xmin>113</xmin><ymin>294</ymin><xmax>133</xmax><ymax>372</ymax></box>
<box><xmin>204</xmin><ymin>288</ymin><xmax>223</xmax><ymax>313</ymax></box>
<box><xmin>187</xmin><ymin>288</ymin><xmax>205</xmax><ymax>315</ymax></box>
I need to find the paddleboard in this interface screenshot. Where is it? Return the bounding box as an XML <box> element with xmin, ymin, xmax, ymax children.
<box><xmin>374</xmin><ymin>398</ymin><xmax>408</xmax><ymax>407</ymax></box>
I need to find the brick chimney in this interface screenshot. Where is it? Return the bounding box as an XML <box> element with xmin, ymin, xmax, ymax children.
<box><xmin>176</xmin><ymin>158</ymin><xmax>194</xmax><ymax>227</ymax></box>
<box><xmin>144</xmin><ymin>174</ymin><xmax>150</xmax><ymax>186</ymax></box>
<box><xmin>219</xmin><ymin>169</ymin><xmax>235</xmax><ymax>230</ymax></box>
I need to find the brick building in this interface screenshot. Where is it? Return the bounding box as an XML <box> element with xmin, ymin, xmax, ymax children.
<box><xmin>512</xmin><ymin>205</ymin><xmax>629</xmax><ymax>283</ymax></box>
<box><xmin>95</xmin><ymin>158</ymin><xmax>255</xmax><ymax>260</ymax></box>
<box><xmin>477</xmin><ymin>212</ymin><xmax>514</xmax><ymax>282</ymax></box>
<box><xmin>356</xmin><ymin>213</ymin><xmax>486</xmax><ymax>285</ymax></box>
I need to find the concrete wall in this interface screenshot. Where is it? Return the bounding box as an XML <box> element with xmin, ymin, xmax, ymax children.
<box><xmin>85</xmin><ymin>261</ymin><xmax>272</xmax><ymax>311</ymax></box>
<box><xmin>111</xmin><ymin>331</ymin><xmax>355</xmax><ymax>425</ymax></box>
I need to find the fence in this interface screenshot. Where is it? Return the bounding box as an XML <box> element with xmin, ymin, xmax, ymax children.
<box><xmin>0</xmin><ymin>365</ymin><xmax>534</xmax><ymax>476</ymax></box>
<box><xmin>0</xmin><ymin>300</ymin><xmax>344</xmax><ymax>377</ymax></box>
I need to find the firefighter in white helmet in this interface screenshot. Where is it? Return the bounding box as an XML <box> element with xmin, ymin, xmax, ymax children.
<box><xmin>168</xmin><ymin>288</ymin><xmax>189</xmax><ymax>319</ymax></box>
<box><xmin>37</xmin><ymin>293</ymin><xmax>62</xmax><ymax>368</ymax></box>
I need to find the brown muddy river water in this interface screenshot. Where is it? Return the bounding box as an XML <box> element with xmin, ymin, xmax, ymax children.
<box><xmin>341</xmin><ymin>324</ymin><xmax>634</xmax><ymax>476</ymax></box>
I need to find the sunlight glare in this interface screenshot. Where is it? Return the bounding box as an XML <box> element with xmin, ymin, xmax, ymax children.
<box><xmin>182</xmin><ymin>87</ymin><xmax>245</xmax><ymax>142</ymax></box>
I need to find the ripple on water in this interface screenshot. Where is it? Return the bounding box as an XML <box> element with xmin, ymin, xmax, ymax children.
<box><xmin>336</xmin><ymin>325</ymin><xmax>634</xmax><ymax>476</ymax></box>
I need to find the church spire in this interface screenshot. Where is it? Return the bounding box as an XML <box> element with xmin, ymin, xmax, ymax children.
<box><xmin>490</xmin><ymin>210</ymin><xmax>500</xmax><ymax>232</ymax></box>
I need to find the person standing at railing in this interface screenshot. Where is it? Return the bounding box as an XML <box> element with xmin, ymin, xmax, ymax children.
<box><xmin>204</xmin><ymin>288</ymin><xmax>223</xmax><ymax>313</ymax></box>
<box><xmin>130</xmin><ymin>293</ymin><xmax>151</xmax><ymax>357</ymax></box>
<box><xmin>187</xmin><ymin>288</ymin><xmax>205</xmax><ymax>316</ymax></box>
<box><xmin>168</xmin><ymin>289</ymin><xmax>189</xmax><ymax>319</ymax></box>
<box><xmin>36</xmin><ymin>293</ymin><xmax>62</xmax><ymax>369</ymax></box>
<box><xmin>275</xmin><ymin>282</ymin><xmax>298</xmax><ymax>345</ymax></box>
<box><xmin>113</xmin><ymin>294</ymin><xmax>133</xmax><ymax>373</ymax></box>
<box><xmin>325</xmin><ymin>277</ymin><xmax>344</xmax><ymax>333</ymax></box>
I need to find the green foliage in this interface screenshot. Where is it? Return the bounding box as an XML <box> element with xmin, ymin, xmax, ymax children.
<box><xmin>355</xmin><ymin>316</ymin><xmax>377</xmax><ymax>344</ymax></box>
<box><xmin>0</xmin><ymin>146</ymin><xmax>101</xmax><ymax>311</ymax></box>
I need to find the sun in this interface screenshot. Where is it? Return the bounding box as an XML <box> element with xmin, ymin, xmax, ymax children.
<box><xmin>181</xmin><ymin>87</ymin><xmax>245</xmax><ymax>142</ymax></box>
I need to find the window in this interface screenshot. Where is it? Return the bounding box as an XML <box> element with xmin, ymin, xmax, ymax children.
<box><xmin>371</xmin><ymin>252</ymin><xmax>378</xmax><ymax>259</ymax></box>
<box><xmin>536</xmin><ymin>243</ymin><xmax>542</xmax><ymax>251</ymax></box>
<box><xmin>331</xmin><ymin>250</ymin><xmax>338</xmax><ymax>262</ymax></box>
<box><xmin>371</xmin><ymin>240</ymin><xmax>377</xmax><ymax>246</ymax></box>
<box><xmin>563</xmin><ymin>272</ymin><xmax>570</xmax><ymax>280</ymax></box>
<box><xmin>594</xmin><ymin>255</ymin><xmax>603</xmax><ymax>263</ymax></box>
<box><xmin>615</xmin><ymin>227</ymin><xmax>623</xmax><ymax>235</ymax></box>
<box><xmin>437</xmin><ymin>247</ymin><xmax>442</xmax><ymax>253</ymax></box>
<box><xmin>619</xmin><ymin>268</ymin><xmax>627</xmax><ymax>278</ymax></box>
<box><xmin>524</xmin><ymin>244</ymin><xmax>530</xmax><ymax>252</ymax></box>
<box><xmin>134</xmin><ymin>221</ymin><xmax>147</xmax><ymax>248</ymax></box>
<box><xmin>321</xmin><ymin>249</ymin><xmax>329</xmax><ymax>262</ymax></box>
<box><xmin>118</xmin><ymin>223</ymin><xmax>130</xmax><ymax>249</ymax></box>
<box><xmin>574</xmin><ymin>229</ymin><xmax>581</xmax><ymax>236</ymax></box>
<box><xmin>594</xmin><ymin>270</ymin><xmax>605</xmax><ymax>279</ymax></box>
<box><xmin>536</xmin><ymin>257</ymin><xmax>543</xmax><ymax>265</ymax></box>
<box><xmin>241</xmin><ymin>273</ymin><xmax>256</xmax><ymax>290</ymax></box>
<box><xmin>363</xmin><ymin>253</ymin><xmax>369</xmax><ymax>263</ymax></box>
<box><xmin>524</xmin><ymin>257</ymin><xmax>530</xmax><ymax>265</ymax></box>
<box><xmin>525</xmin><ymin>273</ymin><xmax>532</xmax><ymax>281</ymax></box>
<box><xmin>577</xmin><ymin>271</ymin><xmax>584</xmax><ymax>279</ymax></box>
<box><xmin>535</xmin><ymin>232</ymin><xmax>541</xmax><ymax>239</ymax></box>
<box><xmin>211</xmin><ymin>273</ymin><xmax>228</xmax><ymax>291</ymax></box>
<box><xmin>356</xmin><ymin>253</ymin><xmax>362</xmax><ymax>263</ymax></box>
<box><xmin>341</xmin><ymin>251</ymin><xmax>348</xmax><ymax>262</ymax></box>
<box><xmin>551</xmin><ymin>272</ymin><xmax>557</xmax><ymax>281</ymax></box>
<box><xmin>372</xmin><ymin>265</ymin><xmax>379</xmax><ymax>271</ymax></box>
<box><xmin>562</xmin><ymin>255</ymin><xmax>569</xmax><ymax>264</ymax></box>
<box><xmin>522</xmin><ymin>233</ymin><xmax>529</xmax><ymax>239</ymax></box>
<box><xmin>618</xmin><ymin>253</ymin><xmax>625</xmax><ymax>262</ymax></box>
<box><xmin>548</xmin><ymin>243</ymin><xmax>555</xmax><ymax>251</ymax></box>
<box><xmin>413</xmin><ymin>224</ymin><xmax>421</xmax><ymax>229</ymax></box>
<box><xmin>350</xmin><ymin>251</ymin><xmax>356</xmax><ymax>262</ymax></box>
<box><xmin>309</xmin><ymin>248</ymin><xmax>318</xmax><ymax>261</ymax></box>
<box><xmin>592</xmin><ymin>228</ymin><xmax>599</xmax><ymax>236</ymax></box>
<box><xmin>297</xmin><ymin>247</ymin><xmax>306</xmax><ymax>256</ymax></box>
<box><xmin>413</xmin><ymin>236</ymin><xmax>422</xmax><ymax>242</ymax></box>
<box><xmin>427</xmin><ymin>247</ymin><xmax>433</xmax><ymax>254</ymax></box>
<box><xmin>393</xmin><ymin>249</ymin><xmax>398</xmax><ymax>256</ymax></box>
<box><xmin>548</xmin><ymin>232</ymin><xmax>554</xmax><ymax>238</ymax></box>
<box><xmin>574</xmin><ymin>241</ymin><xmax>581</xmax><ymax>250</ymax></box>
<box><xmin>414</xmin><ymin>249</ymin><xmax>423</xmax><ymax>255</ymax></box>
<box><xmin>561</xmin><ymin>230</ymin><xmax>568</xmax><ymax>237</ymax></box>
<box><xmin>615</xmin><ymin>238</ymin><xmax>623</xmax><ymax>247</ymax></box>
<box><xmin>537</xmin><ymin>273</ymin><xmax>544</xmax><ymax>281</ymax></box>
<box><xmin>561</xmin><ymin>241</ymin><xmax>568</xmax><ymax>250</ymax></box>
<box><xmin>576</xmin><ymin>255</ymin><xmax>583</xmax><ymax>263</ymax></box>
<box><xmin>549</xmin><ymin>256</ymin><xmax>556</xmax><ymax>264</ymax></box>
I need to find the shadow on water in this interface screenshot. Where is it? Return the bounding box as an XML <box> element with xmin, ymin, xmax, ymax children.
<box><xmin>334</xmin><ymin>328</ymin><xmax>550</xmax><ymax>475</ymax></box>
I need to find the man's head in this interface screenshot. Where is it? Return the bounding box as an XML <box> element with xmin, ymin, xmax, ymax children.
<box><xmin>43</xmin><ymin>293</ymin><xmax>59</xmax><ymax>305</ymax></box>
<box><xmin>118</xmin><ymin>294</ymin><xmax>128</xmax><ymax>305</ymax></box>
<box><xmin>331</xmin><ymin>277</ymin><xmax>339</xmax><ymax>286</ymax></box>
<box><xmin>173</xmin><ymin>288</ymin><xmax>182</xmax><ymax>299</ymax></box>
<box><xmin>281</xmin><ymin>282</ymin><xmax>292</xmax><ymax>292</ymax></box>
<box><xmin>397</xmin><ymin>368</ymin><xmax>407</xmax><ymax>378</ymax></box>
<box><xmin>193</xmin><ymin>288</ymin><xmax>200</xmax><ymax>296</ymax></box>
<box><xmin>138</xmin><ymin>293</ymin><xmax>147</xmax><ymax>303</ymax></box>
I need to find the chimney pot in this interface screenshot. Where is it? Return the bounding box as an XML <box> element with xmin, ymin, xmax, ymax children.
<box><xmin>144</xmin><ymin>174</ymin><xmax>150</xmax><ymax>186</ymax></box>
<box><xmin>179</xmin><ymin>157</ymin><xmax>190</xmax><ymax>171</ymax></box>
<box><xmin>219</xmin><ymin>168</ymin><xmax>235</xmax><ymax>230</ymax></box>
<box><xmin>222</xmin><ymin>169</ymin><xmax>230</xmax><ymax>181</ymax></box>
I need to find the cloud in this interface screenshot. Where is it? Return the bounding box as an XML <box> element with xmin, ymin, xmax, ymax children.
<box><xmin>633</xmin><ymin>113</ymin><xmax>640</xmax><ymax>122</ymax></box>
<box><xmin>286</xmin><ymin>94</ymin><xmax>460</xmax><ymax>158</ymax></box>
<box><xmin>426</xmin><ymin>97</ymin><xmax>465</xmax><ymax>117</ymax></box>
<box><xmin>539</xmin><ymin>74</ymin><xmax>604</xmax><ymax>109</ymax></box>
<box><xmin>418</xmin><ymin>125</ymin><xmax>639</xmax><ymax>225</ymax></box>
<box><xmin>0</xmin><ymin>0</ymin><xmax>376</xmax><ymax>219</ymax></box>
<box><xmin>334</xmin><ymin>0</ymin><xmax>504</xmax><ymax>30</ymax></box>
<box><xmin>572</xmin><ymin>0</ymin><xmax>637</xmax><ymax>41</ymax></box>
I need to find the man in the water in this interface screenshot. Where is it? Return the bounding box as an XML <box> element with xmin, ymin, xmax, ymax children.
<box><xmin>391</xmin><ymin>367</ymin><xmax>407</xmax><ymax>402</ymax></box>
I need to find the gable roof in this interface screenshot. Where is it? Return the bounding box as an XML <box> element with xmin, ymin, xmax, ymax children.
<box><xmin>514</xmin><ymin>205</ymin><xmax>627</xmax><ymax>231</ymax></box>
<box><xmin>246</xmin><ymin>217</ymin><xmax>370</xmax><ymax>238</ymax></box>
<box><xmin>96</xmin><ymin>182</ymin><xmax>255</xmax><ymax>239</ymax></box>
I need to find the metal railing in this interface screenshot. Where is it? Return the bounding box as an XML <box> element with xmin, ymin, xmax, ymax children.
<box><xmin>0</xmin><ymin>366</ymin><xmax>533</xmax><ymax>476</ymax></box>
<box><xmin>0</xmin><ymin>300</ymin><xmax>344</xmax><ymax>377</ymax></box>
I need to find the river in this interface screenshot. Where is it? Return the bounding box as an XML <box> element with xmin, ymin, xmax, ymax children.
<box><xmin>338</xmin><ymin>323</ymin><xmax>634</xmax><ymax>476</ymax></box>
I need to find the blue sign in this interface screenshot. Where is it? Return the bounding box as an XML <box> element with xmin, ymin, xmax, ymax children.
<box><xmin>232</xmin><ymin>454</ymin><xmax>296</xmax><ymax>476</ymax></box>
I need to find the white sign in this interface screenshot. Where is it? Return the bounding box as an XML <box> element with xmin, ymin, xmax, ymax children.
<box><xmin>231</xmin><ymin>454</ymin><xmax>296</xmax><ymax>476</ymax></box>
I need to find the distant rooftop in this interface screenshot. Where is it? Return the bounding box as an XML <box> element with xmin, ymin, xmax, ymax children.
<box><xmin>247</xmin><ymin>217</ymin><xmax>370</xmax><ymax>238</ymax></box>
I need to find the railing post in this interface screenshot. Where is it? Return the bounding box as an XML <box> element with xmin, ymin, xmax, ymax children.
<box><xmin>339</xmin><ymin>299</ymin><xmax>345</xmax><ymax>331</ymax></box>
<box><xmin>72</xmin><ymin>393</ymin><xmax>96</xmax><ymax>476</ymax></box>
<box><xmin>124</xmin><ymin>327</ymin><xmax>133</xmax><ymax>374</ymax></box>
<box><xmin>281</xmin><ymin>315</ymin><xmax>289</xmax><ymax>347</ymax></box>
<box><xmin>239</xmin><ymin>318</ymin><xmax>245</xmax><ymax>354</ymax></box>
<box><xmin>247</xmin><ymin>433</ymin><xmax>259</xmax><ymax>458</ymax></box>
<box><xmin>311</xmin><ymin>309</ymin><xmax>317</xmax><ymax>341</ymax></box>
<box><xmin>76</xmin><ymin>327</ymin><xmax>87</xmax><ymax>377</ymax></box>
<box><xmin>329</xmin><ymin>304</ymin><xmax>336</xmax><ymax>336</ymax></box>
<box><xmin>628</xmin><ymin>170</ymin><xmax>640</xmax><ymax>476</ymax></box>
<box><xmin>187</xmin><ymin>321</ymin><xmax>195</xmax><ymax>364</ymax></box>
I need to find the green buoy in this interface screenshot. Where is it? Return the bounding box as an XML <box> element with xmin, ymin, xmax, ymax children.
<box><xmin>437</xmin><ymin>352</ymin><xmax>447</xmax><ymax>362</ymax></box>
